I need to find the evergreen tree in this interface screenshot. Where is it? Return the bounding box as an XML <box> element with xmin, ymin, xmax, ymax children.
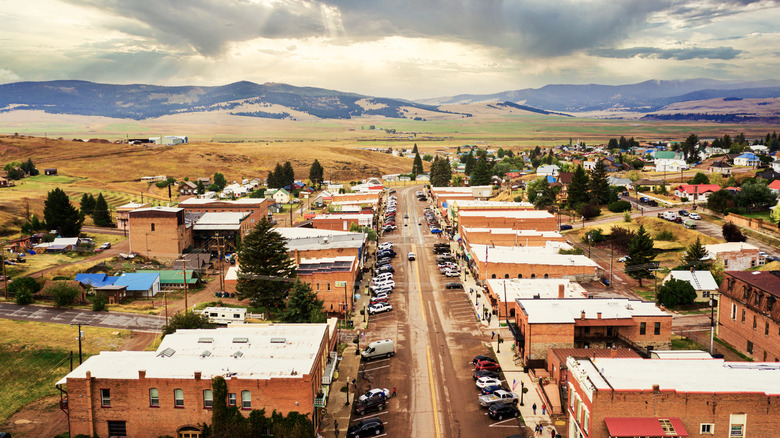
<box><xmin>469</xmin><ymin>154</ymin><xmax>492</xmax><ymax>185</ymax></box>
<box><xmin>588</xmin><ymin>160</ymin><xmax>610</xmax><ymax>205</ymax></box>
<box><xmin>308</xmin><ymin>159</ymin><xmax>324</xmax><ymax>186</ymax></box>
<box><xmin>21</xmin><ymin>158</ymin><xmax>38</xmax><ymax>176</ymax></box>
<box><xmin>682</xmin><ymin>237</ymin><xmax>710</xmax><ymax>270</ymax></box>
<box><xmin>625</xmin><ymin>225</ymin><xmax>656</xmax><ymax>286</ymax></box>
<box><xmin>80</xmin><ymin>193</ymin><xmax>96</xmax><ymax>216</ymax></box>
<box><xmin>688</xmin><ymin>172</ymin><xmax>709</xmax><ymax>185</ymax></box>
<box><xmin>269</xmin><ymin>163</ymin><xmax>285</xmax><ymax>188</ymax></box>
<box><xmin>282</xmin><ymin>161</ymin><xmax>295</xmax><ymax>187</ymax></box>
<box><xmin>412</xmin><ymin>143</ymin><xmax>419</xmax><ymax>154</ymax></box>
<box><xmin>92</xmin><ymin>193</ymin><xmax>113</xmax><ymax>227</ymax></box>
<box><xmin>235</xmin><ymin>218</ymin><xmax>297</xmax><ymax>317</ymax></box>
<box><xmin>279</xmin><ymin>281</ymin><xmax>326</xmax><ymax>323</ymax></box>
<box><xmin>568</xmin><ymin>165</ymin><xmax>590</xmax><ymax>208</ymax></box>
<box><xmin>196</xmin><ymin>180</ymin><xmax>205</xmax><ymax>194</ymax></box>
<box><xmin>213</xmin><ymin>172</ymin><xmax>227</xmax><ymax>190</ymax></box>
<box><xmin>44</xmin><ymin>188</ymin><xmax>83</xmax><ymax>237</ymax></box>
<box><xmin>412</xmin><ymin>152</ymin><xmax>424</xmax><ymax>178</ymax></box>
<box><xmin>527</xmin><ymin>177</ymin><xmax>556</xmax><ymax>208</ymax></box>
<box><xmin>463</xmin><ymin>151</ymin><xmax>476</xmax><ymax>175</ymax></box>
<box><xmin>430</xmin><ymin>156</ymin><xmax>452</xmax><ymax>187</ymax></box>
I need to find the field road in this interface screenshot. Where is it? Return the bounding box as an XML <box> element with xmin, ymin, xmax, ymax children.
<box><xmin>0</xmin><ymin>302</ymin><xmax>164</xmax><ymax>332</ymax></box>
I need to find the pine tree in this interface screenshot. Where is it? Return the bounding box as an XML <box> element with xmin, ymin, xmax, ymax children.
<box><xmin>196</xmin><ymin>180</ymin><xmax>205</xmax><ymax>194</ymax></box>
<box><xmin>235</xmin><ymin>218</ymin><xmax>297</xmax><ymax>317</ymax></box>
<box><xmin>412</xmin><ymin>143</ymin><xmax>419</xmax><ymax>154</ymax></box>
<box><xmin>430</xmin><ymin>156</ymin><xmax>452</xmax><ymax>187</ymax></box>
<box><xmin>682</xmin><ymin>237</ymin><xmax>710</xmax><ymax>270</ymax></box>
<box><xmin>44</xmin><ymin>188</ymin><xmax>83</xmax><ymax>237</ymax></box>
<box><xmin>92</xmin><ymin>193</ymin><xmax>113</xmax><ymax>227</ymax></box>
<box><xmin>308</xmin><ymin>159</ymin><xmax>324</xmax><ymax>186</ymax></box>
<box><xmin>588</xmin><ymin>160</ymin><xmax>610</xmax><ymax>205</ymax></box>
<box><xmin>470</xmin><ymin>154</ymin><xmax>492</xmax><ymax>185</ymax></box>
<box><xmin>282</xmin><ymin>161</ymin><xmax>295</xmax><ymax>187</ymax></box>
<box><xmin>412</xmin><ymin>153</ymin><xmax>424</xmax><ymax>178</ymax></box>
<box><xmin>280</xmin><ymin>281</ymin><xmax>326</xmax><ymax>323</ymax></box>
<box><xmin>80</xmin><ymin>193</ymin><xmax>96</xmax><ymax>215</ymax></box>
<box><xmin>464</xmin><ymin>151</ymin><xmax>476</xmax><ymax>175</ymax></box>
<box><xmin>625</xmin><ymin>225</ymin><xmax>656</xmax><ymax>287</ymax></box>
<box><xmin>567</xmin><ymin>165</ymin><xmax>590</xmax><ymax>209</ymax></box>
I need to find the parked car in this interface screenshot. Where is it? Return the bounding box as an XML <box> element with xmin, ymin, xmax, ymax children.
<box><xmin>443</xmin><ymin>270</ymin><xmax>459</xmax><ymax>277</ymax></box>
<box><xmin>473</xmin><ymin>370</ymin><xmax>500</xmax><ymax>380</ymax></box>
<box><xmin>347</xmin><ymin>418</ymin><xmax>384</xmax><ymax>436</ymax></box>
<box><xmin>445</xmin><ymin>282</ymin><xmax>463</xmax><ymax>289</ymax></box>
<box><xmin>475</xmin><ymin>359</ymin><xmax>501</xmax><ymax>372</ymax></box>
<box><xmin>476</xmin><ymin>376</ymin><xmax>503</xmax><ymax>388</ymax></box>
<box><xmin>480</xmin><ymin>385</ymin><xmax>508</xmax><ymax>395</ymax></box>
<box><xmin>479</xmin><ymin>390</ymin><xmax>519</xmax><ymax>407</ymax></box>
<box><xmin>678</xmin><ymin>210</ymin><xmax>689</xmax><ymax>216</ymax></box>
<box><xmin>358</xmin><ymin>388</ymin><xmax>390</xmax><ymax>403</ymax></box>
<box><xmin>487</xmin><ymin>402</ymin><xmax>520</xmax><ymax>420</ymax></box>
<box><xmin>377</xmin><ymin>265</ymin><xmax>394</xmax><ymax>274</ymax></box>
<box><xmin>559</xmin><ymin>224</ymin><xmax>573</xmax><ymax>231</ymax></box>
<box><xmin>100</xmin><ymin>242</ymin><xmax>111</xmax><ymax>250</ymax></box>
<box><xmin>689</xmin><ymin>212</ymin><xmax>701</xmax><ymax>220</ymax></box>
<box><xmin>368</xmin><ymin>303</ymin><xmax>393</xmax><ymax>315</ymax></box>
<box><xmin>617</xmin><ymin>256</ymin><xmax>630</xmax><ymax>262</ymax></box>
<box><xmin>472</xmin><ymin>355</ymin><xmax>493</xmax><ymax>365</ymax></box>
<box><xmin>370</xmin><ymin>296</ymin><xmax>389</xmax><ymax>305</ymax></box>
<box><xmin>378</xmin><ymin>242</ymin><xmax>394</xmax><ymax>250</ymax></box>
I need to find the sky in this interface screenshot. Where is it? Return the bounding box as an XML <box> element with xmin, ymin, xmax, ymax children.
<box><xmin>1</xmin><ymin>0</ymin><xmax>779</xmax><ymax>100</ymax></box>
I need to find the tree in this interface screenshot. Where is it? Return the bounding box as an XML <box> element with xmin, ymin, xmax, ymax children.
<box><xmin>526</xmin><ymin>177</ymin><xmax>556</xmax><ymax>208</ymax></box>
<box><xmin>213</xmin><ymin>172</ymin><xmax>227</xmax><ymax>190</ymax></box>
<box><xmin>235</xmin><ymin>218</ymin><xmax>297</xmax><ymax>316</ymax></box>
<box><xmin>568</xmin><ymin>165</ymin><xmax>589</xmax><ymax>209</ymax></box>
<box><xmin>162</xmin><ymin>311</ymin><xmax>214</xmax><ymax>336</ymax></box>
<box><xmin>722</xmin><ymin>222</ymin><xmax>747</xmax><ymax>242</ymax></box>
<box><xmin>463</xmin><ymin>151</ymin><xmax>476</xmax><ymax>176</ymax></box>
<box><xmin>430</xmin><ymin>156</ymin><xmax>452</xmax><ymax>187</ymax></box>
<box><xmin>92</xmin><ymin>193</ymin><xmax>113</xmax><ymax>227</ymax></box>
<box><xmin>707</xmin><ymin>189</ymin><xmax>733</xmax><ymax>213</ymax></box>
<box><xmin>657</xmin><ymin>278</ymin><xmax>697</xmax><ymax>308</ymax></box>
<box><xmin>20</xmin><ymin>158</ymin><xmax>39</xmax><ymax>176</ymax></box>
<box><xmin>422</xmin><ymin>154</ymin><xmax>433</xmax><ymax>162</ymax></box>
<box><xmin>735</xmin><ymin>181</ymin><xmax>775</xmax><ymax>212</ymax></box>
<box><xmin>588</xmin><ymin>160</ymin><xmax>610</xmax><ymax>205</ymax></box>
<box><xmin>196</xmin><ymin>180</ymin><xmax>206</xmax><ymax>194</ymax></box>
<box><xmin>682</xmin><ymin>133</ymin><xmax>699</xmax><ymax>163</ymax></box>
<box><xmin>8</xmin><ymin>277</ymin><xmax>41</xmax><ymax>298</ymax></box>
<box><xmin>21</xmin><ymin>214</ymin><xmax>47</xmax><ymax>235</ymax></box>
<box><xmin>279</xmin><ymin>281</ymin><xmax>326</xmax><ymax>323</ymax></box>
<box><xmin>282</xmin><ymin>161</ymin><xmax>295</xmax><ymax>188</ymax></box>
<box><xmin>411</xmin><ymin>153</ymin><xmax>424</xmax><ymax>178</ymax></box>
<box><xmin>608</xmin><ymin>138</ymin><xmax>619</xmax><ymax>150</ymax></box>
<box><xmin>470</xmin><ymin>154</ymin><xmax>492</xmax><ymax>186</ymax></box>
<box><xmin>412</xmin><ymin>143</ymin><xmax>419</xmax><ymax>154</ymax></box>
<box><xmin>626</xmin><ymin>225</ymin><xmax>656</xmax><ymax>286</ymax></box>
<box><xmin>682</xmin><ymin>237</ymin><xmax>711</xmax><ymax>270</ymax></box>
<box><xmin>79</xmin><ymin>193</ymin><xmax>96</xmax><ymax>216</ymax></box>
<box><xmin>208</xmin><ymin>183</ymin><xmax>221</xmax><ymax>192</ymax></box>
<box><xmin>308</xmin><ymin>159</ymin><xmax>324</xmax><ymax>186</ymax></box>
<box><xmin>688</xmin><ymin>172</ymin><xmax>709</xmax><ymax>185</ymax></box>
<box><xmin>44</xmin><ymin>188</ymin><xmax>83</xmax><ymax>237</ymax></box>
<box><xmin>50</xmin><ymin>282</ymin><xmax>82</xmax><ymax>306</ymax></box>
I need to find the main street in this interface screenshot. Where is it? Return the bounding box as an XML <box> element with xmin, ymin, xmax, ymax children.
<box><xmin>359</xmin><ymin>185</ymin><xmax>520</xmax><ymax>437</ymax></box>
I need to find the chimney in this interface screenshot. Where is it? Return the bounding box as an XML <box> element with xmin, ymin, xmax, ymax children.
<box><xmin>610</xmin><ymin>347</ymin><xmax>618</xmax><ymax>358</ymax></box>
<box><xmin>660</xmin><ymin>305</ymin><xmax>666</xmax><ymax>312</ymax></box>
<box><xmin>597</xmin><ymin>312</ymin><xmax>602</xmax><ymax>319</ymax></box>
<box><xmin>86</xmin><ymin>371</ymin><xmax>92</xmax><ymax>380</ymax></box>
<box><xmin>294</xmin><ymin>249</ymin><xmax>300</xmax><ymax>265</ymax></box>
<box><xmin>138</xmin><ymin>370</ymin><xmax>146</xmax><ymax>379</ymax></box>
<box><xmin>558</xmin><ymin>284</ymin><xmax>565</xmax><ymax>298</ymax></box>
<box><xmin>580</xmin><ymin>310</ymin><xmax>586</xmax><ymax>320</ymax></box>
<box><xmin>194</xmin><ymin>371</ymin><xmax>202</xmax><ymax>380</ymax></box>
<box><xmin>652</xmin><ymin>384</ymin><xmax>660</xmax><ymax>394</ymax></box>
<box><xmin>690</xmin><ymin>266</ymin><xmax>695</xmax><ymax>273</ymax></box>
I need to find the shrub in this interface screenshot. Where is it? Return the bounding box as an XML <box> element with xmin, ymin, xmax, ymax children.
<box><xmin>559</xmin><ymin>247</ymin><xmax>584</xmax><ymax>255</ymax></box>
<box><xmin>609</xmin><ymin>226</ymin><xmax>636</xmax><ymax>252</ymax></box>
<box><xmin>680</xmin><ymin>197</ymin><xmax>689</xmax><ymax>202</ymax></box>
<box><xmin>15</xmin><ymin>289</ymin><xmax>33</xmax><ymax>305</ymax></box>
<box><xmin>623</xmin><ymin>212</ymin><xmax>631</xmax><ymax>223</ymax></box>
<box><xmin>635</xmin><ymin>185</ymin><xmax>649</xmax><ymax>192</ymax></box>
<box><xmin>579</xmin><ymin>204</ymin><xmax>601</xmax><ymax>220</ymax></box>
<box><xmin>723</xmin><ymin>222</ymin><xmax>747</xmax><ymax>242</ymax></box>
<box><xmin>8</xmin><ymin>276</ymin><xmax>41</xmax><ymax>296</ymax></box>
<box><xmin>513</xmin><ymin>195</ymin><xmax>523</xmax><ymax>202</ymax></box>
<box><xmin>655</xmin><ymin>230</ymin><xmax>675</xmax><ymax>241</ymax></box>
<box><xmin>50</xmin><ymin>282</ymin><xmax>82</xmax><ymax>306</ymax></box>
<box><xmin>608</xmin><ymin>200</ymin><xmax>631</xmax><ymax>213</ymax></box>
<box><xmin>657</xmin><ymin>278</ymin><xmax>697</xmax><ymax>308</ymax></box>
<box><xmin>583</xmin><ymin>228</ymin><xmax>607</xmax><ymax>244</ymax></box>
<box><xmin>93</xmin><ymin>293</ymin><xmax>108</xmax><ymax>311</ymax></box>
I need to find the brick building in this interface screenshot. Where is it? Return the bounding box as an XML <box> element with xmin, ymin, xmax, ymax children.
<box><xmin>461</xmin><ymin>227</ymin><xmax>566</xmax><ymax>247</ymax></box>
<box><xmin>485</xmin><ymin>278</ymin><xmax>588</xmax><ymax>320</ymax></box>
<box><xmin>718</xmin><ymin>271</ymin><xmax>780</xmax><ymax>362</ymax></box>
<box><xmin>457</xmin><ymin>210</ymin><xmax>558</xmax><ymax>236</ymax></box>
<box><xmin>128</xmin><ymin>207</ymin><xmax>193</xmax><ymax>261</ymax></box>
<box><xmin>514</xmin><ymin>298</ymin><xmax>671</xmax><ymax>366</ymax></box>
<box><xmin>116</xmin><ymin>202</ymin><xmax>151</xmax><ymax>231</ymax></box>
<box><xmin>277</xmin><ymin>228</ymin><xmax>366</xmax><ymax>265</ymax></box>
<box><xmin>189</xmin><ymin>212</ymin><xmax>251</xmax><ymax>254</ymax></box>
<box><xmin>546</xmin><ymin>347</ymin><xmax>640</xmax><ymax>386</ymax></box>
<box><xmin>296</xmin><ymin>256</ymin><xmax>359</xmax><ymax>314</ymax></box>
<box><xmin>57</xmin><ymin>324</ymin><xmax>334</xmax><ymax>438</ymax></box>
<box><xmin>178</xmin><ymin>198</ymin><xmax>269</xmax><ymax>228</ymax></box>
<box><xmin>312</xmin><ymin>213</ymin><xmax>372</xmax><ymax>231</ymax></box>
<box><xmin>468</xmin><ymin>243</ymin><xmax>599</xmax><ymax>282</ymax></box>
<box><xmin>704</xmin><ymin>242</ymin><xmax>765</xmax><ymax>271</ymax></box>
<box><xmin>566</xmin><ymin>357</ymin><xmax>780</xmax><ymax>438</ymax></box>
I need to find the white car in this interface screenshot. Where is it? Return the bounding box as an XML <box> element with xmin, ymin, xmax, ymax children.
<box><xmin>444</xmin><ymin>270</ymin><xmax>460</xmax><ymax>277</ymax></box>
<box><xmin>371</xmin><ymin>286</ymin><xmax>392</xmax><ymax>296</ymax></box>
<box><xmin>379</xmin><ymin>243</ymin><xmax>394</xmax><ymax>250</ymax></box>
<box><xmin>689</xmin><ymin>212</ymin><xmax>701</xmax><ymax>220</ymax></box>
<box><xmin>617</xmin><ymin>256</ymin><xmax>630</xmax><ymax>263</ymax></box>
<box><xmin>476</xmin><ymin>377</ymin><xmax>503</xmax><ymax>389</ymax></box>
<box><xmin>368</xmin><ymin>303</ymin><xmax>393</xmax><ymax>315</ymax></box>
<box><xmin>358</xmin><ymin>388</ymin><xmax>390</xmax><ymax>403</ymax></box>
<box><xmin>408</xmin><ymin>252</ymin><xmax>416</xmax><ymax>261</ymax></box>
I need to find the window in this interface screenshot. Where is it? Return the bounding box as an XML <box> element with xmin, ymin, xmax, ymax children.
<box><xmin>583</xmin><ymin>327</ymin><xmax>590</xmax><ymax>334</ymax></box>
<box><xmin>518</xmin><ymin>274</ymin><xmax>522</xmax><ymax>278</ymax></box>
<box><xmin>107</xmin><ymin>421</ymin><xmax>127</xmax><ymax>437</ymax></box>
<box><xmin>100</xmin><ymin>389</ymin><xmax>111</xmax><ymax>407</ymax></box>
<box><xmin>530</xmin><ymin>274</ymin><xmax>536</xmax><ymax>278</ymax></box>
<box><xmin>491</xmin><ymin>274</ymin><xmax>496</xmax><ymax>279</ymax></box>
<box><xmin>751</xmin><ymin>259</ymin><xmax>756</xmax><ymax>267</ymax></box>
<box><xmin>174</xmin><ymin>388</ymin><xmax>184</xmax><ymax>407</ymax></box>
<box><xmin>659</xmin><ymin>419</ymin><xmax>676</xmax><ymax>434</ymax></box>
<box><xmin>228</xmin><ymin>393</ymin><xmax>236</xmax><ymax>406</ymax></box>
<box><xmin>730</xmin><ymin>414</ymin><xmax>745</xmax><ymax>437</ymax></box>
<box><xmin>741</xmin><ymin>309</ymin><xmax>746</xmax><ymax>323</ymax></box>
<box><xmin>640</xmin><ymin>322</ymin><xmax>647</xmax><ymax>335</ymax></box>
<box><xmin>730</xmin><ymin>425</ymin><xmax>744</xmax><ymax>437</ymax></box>
<box><xmin>203</xmin><ymin>390</ymin><xmax>213</xmax><ymax>409</ymax></box>
<box><xmin>753</xmin><ymin>316</ymin><xmax>757</xmax><ymax>330</ymax></box>
<box><xmin>724</xmin><ymin>259</ymin><xmax>729</xmax><ymax>268</ymax></box>
<box><xmin>747</xmin><ymin>341</ymin><xmax>753</xmax><ymax>354</ymax></box>
<box><xmin>241</xmin><ymin>390</ymin><xmax>251</xmax><ymax>409</ymax></box>
<box><xmin>327</xmin><ymin>283</ymin><xmax>330</xmax><ymax>291</ymax></box>
<box><xmin>316</xmin><ymin>283</ymin><xmax>320</xmax><ymax>291</ymax></box>
<box><xmin>654</xmin><ymin>322</ymin><xmax>661</xmax><ymax>335</ymax></box>
<box><xmin>504</xmin><ymin>274</ymin><xmax>509</xmax><ymax>279</ymax></box>
<box><xmin>700</xmin><ymin>423</ymin><xmax>714</xmax><ymax>434</ymax></box>
<box><xmin>731</xmin><ymin>304</ymin><xmax>737</xmax><ymax>320</ymax></box>
<box><xmin>151</xmin><ymin>223</ymin><xmax>155</xmax><ymax>231</ymax></box>
<box><xmin>149</xmin><ymin>388</ymin><xmax>159</xmax><ymax>407</ymax></box>
<box><xmin>702</xmin><ymin>291</ymin><xmax>710</xmax><ymax>298</ymax></box>
<box><xmin>606</xmin><ymin>327</ymin><xmax>613</xmax><ymax>337</ymax></box>
<box><xmin>544</xmin><ymin>273</ymin><xmax>549</xmax><ymax>279</ymax></box>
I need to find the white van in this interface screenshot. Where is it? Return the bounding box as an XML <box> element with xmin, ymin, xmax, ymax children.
<box><xmin>372</xmin><ymin>280</ymin><xmax>395</xmax><ymax>290</ymax></box>
<box><xmin>663</xmin><ymin>211</ymin><xmax>678</xmax><ymax>221</ymax></box>
<box><xmin>361</xmin><ymin>339</ymin><xmax>395</xmax><ymax>360</ymax></box>
<box><xmin>373</xmin><ymin>273</ymin><xmax>393</xmax><ymax>282</ymax></box>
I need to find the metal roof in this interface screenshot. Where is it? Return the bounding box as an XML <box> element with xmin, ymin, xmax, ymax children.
<box><xmin>604</xmin><ymin>417</ymin><xmax>688</xmax><ymax>437</ymax></box>
<box><xmin>113</xmin><ymin>272</ymin><xmax>160</xmax><ymax>291</ymax></box>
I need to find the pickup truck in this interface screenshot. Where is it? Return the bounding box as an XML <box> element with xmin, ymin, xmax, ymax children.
<box><xmin>478</xmin><ymin>389</ymin><xmax>519</xmax><ymax>407</ymax></box>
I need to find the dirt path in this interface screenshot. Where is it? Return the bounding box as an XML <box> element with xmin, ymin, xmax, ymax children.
<box><xmin>0</xmin><ymin>330</ymin><xmax>157</xmax><ymax>437</ymax></box>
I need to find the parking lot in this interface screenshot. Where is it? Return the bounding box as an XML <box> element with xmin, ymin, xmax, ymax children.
<box><xmin>354</xmin><ymin>185</ymin><xmax>523</xmax><ymax>437</ymax></box>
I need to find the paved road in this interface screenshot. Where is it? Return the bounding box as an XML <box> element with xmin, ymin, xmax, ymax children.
<box><xmin>0</xmin><ymin>302</ymin><xmax>165</xmax><ymax>332</ymax></box>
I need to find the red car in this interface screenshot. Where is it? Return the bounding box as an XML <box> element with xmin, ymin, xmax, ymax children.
<box><xmin>475</xmin><ymin>359</ymin><xmax>501</xmax><ymax>372</ymax></box>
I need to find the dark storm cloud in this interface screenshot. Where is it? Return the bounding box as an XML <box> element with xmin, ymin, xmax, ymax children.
<box><xmin>591</xmin><ymin>46</ymin><xmax>742</xmax><ymax>60</ymax></box>
<box><xmin>665</xmin><ymin>0</ymin><xmax>777</xmax><ymax>24</ymax></box>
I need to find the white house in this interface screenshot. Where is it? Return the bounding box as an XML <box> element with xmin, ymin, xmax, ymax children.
<box><xmin>536</xmin><ymin>165</ymin><xmax>560</xmax><ymax>177</ymax></box>
<box><xmin>662</xmin><ymin>270</ymin><xmax>719</xmax><ymax>302</ymax></box>
<box><xmin>673</xmin><ymin>184</ymin><xmax>721</xmax><ymax>203</ymax></box>
<box><xmin>733</xmin><ymin>152</ymin><xmax>760</xmax><ymax>167</ymax></box>
<box><xmin>772</xmin><ymin>159</ymin><xmax>780</xmax><ymax>173</ymax></box>
<box><xmin>272</xmin><ymin>188</ymin><xmax>290</xmax><ymax>204</ymax></box>
<box><xmin>655</xmin><ymin>159</ymin><xmax>688</xmax><ymax>172</ymax></box>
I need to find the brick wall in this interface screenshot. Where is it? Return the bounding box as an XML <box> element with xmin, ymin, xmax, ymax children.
<box><xmin>129</xmin><ymin>211</ymin><xmax>193</xmax><ymax>261</ymax></box>
<box><xmin>461</xmin><ymin>228</ymin><xmax>566</xmax><ymax>247</ymax></box>
<box><xmin>718</xmin><ymin>277</ymin><xmax>780</xmax><ymax>362</ymax></box>
<box><xmin>458</xmin><ymin>214</ymin><xmax>558</xmax><ymax>236</ymax></box>
<box><xmin>181</xmin><ymin>200</ymin><xmax>269</xmax><ymax>228</ymax></box>
<box><xmin>712</xmin><ymin>247</ymin><xmax>762</xmax><ymax>271</ymax></box>
<box><xmin>619</xmin><ymin>315</ymin><xmax>673</xmax><ymax>351</ymax></box>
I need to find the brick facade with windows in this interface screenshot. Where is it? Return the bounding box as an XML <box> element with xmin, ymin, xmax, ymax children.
<box><xmin>128</xmin><ymin>207</ymin><xmax>193</xmax><ymax>261</ymax></box>
<box><xmin>718</xmin><ymin>271</ymin><xmax>780</xmax><ymax>362</ymax></box>
<box><xmin>178</xmin><ymin>198</ymin><xmax>269</xmax><ymax>227</ymax></box>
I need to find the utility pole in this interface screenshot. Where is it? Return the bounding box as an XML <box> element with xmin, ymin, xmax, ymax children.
<box><xmin>71</xmin><ymin>323</ymin><xmax>89</xmax><ymax>365</ymax></box>
<box><xmin>609</xmin><ymin>245</ymin><xmax>614</xmax><ymax>288</ymax></box>
<box><xmin>709</xmin><ymin>293</ymin><xmax>718</xmax><ymax>355</ymax></box>
<box><xmin>2</xmin><ymin>243</ymin><xmax>7</xmax><ymax>300</ymax></box>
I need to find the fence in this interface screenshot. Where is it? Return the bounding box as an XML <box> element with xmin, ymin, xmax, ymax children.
<box><xmin>724</xmin><ymin>212</ymin><xmax>780</xmax><ymax>236</ymax></box>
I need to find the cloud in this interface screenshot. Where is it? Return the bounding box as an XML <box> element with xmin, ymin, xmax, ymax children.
<box><xmin>591</xmin><ymin>46</ymin><xmax>742</xmax><ymax>60</ymax></box>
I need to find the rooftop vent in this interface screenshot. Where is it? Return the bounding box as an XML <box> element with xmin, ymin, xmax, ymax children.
<box><xmin>158</xmin><ymin>348</ymin><xmax>176</xmax><ymax>358</ymax></box>
<box><xmin>270</xmin><ymin>337</ymin><xmax>287</xmax><ymax>344</ymax></box>
<box><xmin>232</xmin><ymin>351</ymin><xmax>243</xmax><ymax>358</ymax></box>
<box><xmin>198</xmin><ymin>337</ymin><xmax>213</xmax><ymax>343</ymax></box>
<box><xmin>200</xmin><ymin>350</ymin><xmax>212</xmax><ymax>358</ymax></box>
<box><xmin>233</xmin><ymin>337</ymin><xmax>249</xmax><ymax>343</ymax></box>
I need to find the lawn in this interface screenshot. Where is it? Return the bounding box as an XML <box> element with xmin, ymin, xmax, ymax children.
<box><xmin>740</xmin><ymin>211</ymin><xmax>775</xmax><ymax>223</ymax></box>
<box><xmin>0</xmin><ymin>319</ymin><xmax>132</xmax><ymax>422</ymax></box>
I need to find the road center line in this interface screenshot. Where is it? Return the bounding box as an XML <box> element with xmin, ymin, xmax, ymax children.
<box><xmin>426</xmin><ymin>345</ymin><xmax>442</xmax><ymax>438</ymax></box>
<box><xmin>414</xmin><ymin>243</ymin><xmax>425</xmax><ymax>324</ymax></box>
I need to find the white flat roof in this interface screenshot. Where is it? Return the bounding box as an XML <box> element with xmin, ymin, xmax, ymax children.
<box><xmin>570</xmin><ymin>357</ymin><xmax>780</xmax><ymax>395</ymax></box>
<box><xmin>464</xmin><ymin>228</ymin><xmax>564</xmax><ymax>238</ymax></box>
<box><xmin>459</xmin><ymin>210</ymin><xmax>555</xmax><ymax>219</ymax></box>
<box><xmin>57</xmin><ymin>324</ymin><xmax>328</xmax><ymax>384</ymax></box>
<box><xmin>471</xmin><ymin>243</ymin><xmax>582</xmax><ymax>264</ymax></box>
<box><xmin>517</xmin><ymin>298</ymin><xmax>670</xmax><ymax>324</ymax></box>
<box><xmin>487</xmin><ymin>279</ymin><xmax>588</xmax><ymax>302</ymax></box>
<box><xmin>704</xmin><ymin>242</ymin><xmax>759</xmax><ymax>254</ymax></box>
<box><xmin>313</xmin><ymin>214</ymin><xmax>372</xmax><ymax>219</ymax></box>
<box><xmin>179</xmin><ymin>198</ymin><xmax>266</xmax><ymax>206</ymax></box>
<box><xmin>452</xmin><ymin>200</ymin><xmax>534</xmax><ymax>208</ymax></box>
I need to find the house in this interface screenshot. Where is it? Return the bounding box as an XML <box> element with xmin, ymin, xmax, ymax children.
<box><xmin>772</xmin><ymin>158</ymin><xmax>780</xmax><ymax>173</ymax></box>
<box><xmin>272</xmin><ymin>188</ymin><xmax>290</xmax><ymax>204</ymax></box>
<box><xmin>141</xmin><ymin>270</ymin><xmax>198</xmax><ymax>289</ymax></box>
<box><xmin>768</xmin><ymin>179</ymin><xmax>780</xmax><ymax>194</ymax></box>
<box><xmin>662</xmin><ymin>270</ymin><xmax>719</xmax><ymax>302</ymax></box>
<box><xmin>112</xmin><ymin>272</ymin><xmax>161</xmax><ymax>298</ymax></box>
<box><xmin>95</xmin><ymin>284</ymin><xmax>128</xmax><ymax>304</ymax></box>
<box><xmin>0</xmin><ymin>177</ymin><xmax>10</xmax><ymax>188</ymax></box>
<box><xmin>756</xmin><ymin>170</ymin><xmax>780</xmax><ymax>181</ymax></box>
<box><xmin>673</xmin><ymin>184</ymin><xmax>721</xmax><ymax>203</ymax></box>
<box><xmin>708</xmin><ymin>159</ymin><xmax>732</xmax><ymax>175</ymax></box>
<box><xmin>56</xmin><ymin>323</ymin><xmax>334</xmax><ymax>438</ymax></box>
<box><xmin>733</xmin><ymin>152</ymin><xmax>760</xmax><ymax>167</ymax></box>
<box><xmin>718</xmin><ymin>270</ymin><xmax>780</xmax><ymax>361</ymax></box>
<box><xmin>178</xmin><ymin>181</ymin><xmax>198</xmax><ymax>196</ymax></box>
<box><xmin>567</xmin><ymin>357</ymin><xmax>780</xmax><ymax>438</ymax></box>
<box><xmin>44</xmin><ymin>168</ymin><xmax>57</xmax><ymax>175</ymax></box>
<box><xmin>704</xmin><ymin>242</ymin><xmax>765</xmax><ymax>270</ymax></box>
<box><xmin>583</xmin><ymin>161</ymin><xmax>596</xmax><ymax>171</ymax></box>
<box><xmin>34</xmin><ymin>237</ymin><xmax>83</xmax><ymax>253</ymax></box>
<box><xmin>536</xmin><ymin>165</ymin><xmax>560</xmax><ymax>177</ymax></box>
<box><xmin>36</xmin><ymin>280</ymin><xmax>87</xmax><ymax>303</ymax></box>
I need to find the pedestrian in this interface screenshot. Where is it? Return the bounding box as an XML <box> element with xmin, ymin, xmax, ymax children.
<box><xmin>488</xmin><ymin>313</ymin><xmax>492</xmax><ymax>324</ymax></box>
<box><xmin>491</xmin><ymin>331</ymin><xmax>495</xmax><ymax>340</ymax></box>
<box><xmin>532</xmin><ymin>403</ymin><xmax>537</xmax><ymax>415</ymax></box>
<box><xmin>542</xmin><ymin>403</ymin><xmax>546</xmax><ymax>415</ymax></box>
<box><xmin>392</xmin><ymin>387</ymin><xmax>396</xmax><ymax>397</ymax></box>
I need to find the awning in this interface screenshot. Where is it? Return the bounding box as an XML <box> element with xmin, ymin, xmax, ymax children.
<box><xmin>604</xmin><ymin>417</ymin><xmax>688</xmax><ymax>437</ymax></box>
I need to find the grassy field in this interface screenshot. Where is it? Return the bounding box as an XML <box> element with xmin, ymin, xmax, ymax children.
<box><xmin>0</xmin><ymin>319</ymin><xmax>133</xmax><ymax>422</ymax></box>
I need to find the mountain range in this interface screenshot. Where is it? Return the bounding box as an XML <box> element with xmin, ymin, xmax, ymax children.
<box><xmin>1</xmin><ymin>78</ymin><xmax>779</xmax><ymax>121</ymax></box>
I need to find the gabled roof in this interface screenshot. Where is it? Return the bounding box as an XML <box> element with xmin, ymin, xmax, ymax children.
<box><xmin>674</xmin><ymin>184</ymin><xmax>721</xmax><ymax>194</ymax></box>
<box><xmin>113</xmin><ymin>272</ymin><xmax>160</xmax><ymax>291</ymax></box>
<box><xmin>736</xmin><ymin>152</ymin><xmax>759</xmax><ymax>160</ymax></box>
<box><xmin>75</xmin><ymin>273</ymin><xmax>119</xmax><ymax>288</ymax></box>
<box><xmin>768</xmin><ymin>180</ymin><xmax>780</xmax><ymax>190</ymax></box>
<box><xmin>142</xmin><ymin>270</ymin><xmax>198</xmax><ymax>284</ymax></box>
<box><xmin>709</xmin><ymin>160</ymin><xmax>731</xmax><ymax>168</ymax></box>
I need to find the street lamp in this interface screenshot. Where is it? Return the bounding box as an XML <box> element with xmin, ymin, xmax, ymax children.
<box><xmin>519</xmin><ymin>381</ymin><xmax>525</xmax><ymax>406</ymax></box>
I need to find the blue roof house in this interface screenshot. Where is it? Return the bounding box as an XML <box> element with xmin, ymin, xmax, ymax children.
<box><xmin>734</xmin><ymin>153</ymin><xmax>760</xmax><ymax>167</ymax></box>
<box><xmin>113</xmin><ymin>272</ymin><xmax>161</xmax><ymax>298</ymax></box>
<box><xmin>75</xmin><ymin>273</ymin><xmax>119</xmax><ymax>288</ymax></box>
